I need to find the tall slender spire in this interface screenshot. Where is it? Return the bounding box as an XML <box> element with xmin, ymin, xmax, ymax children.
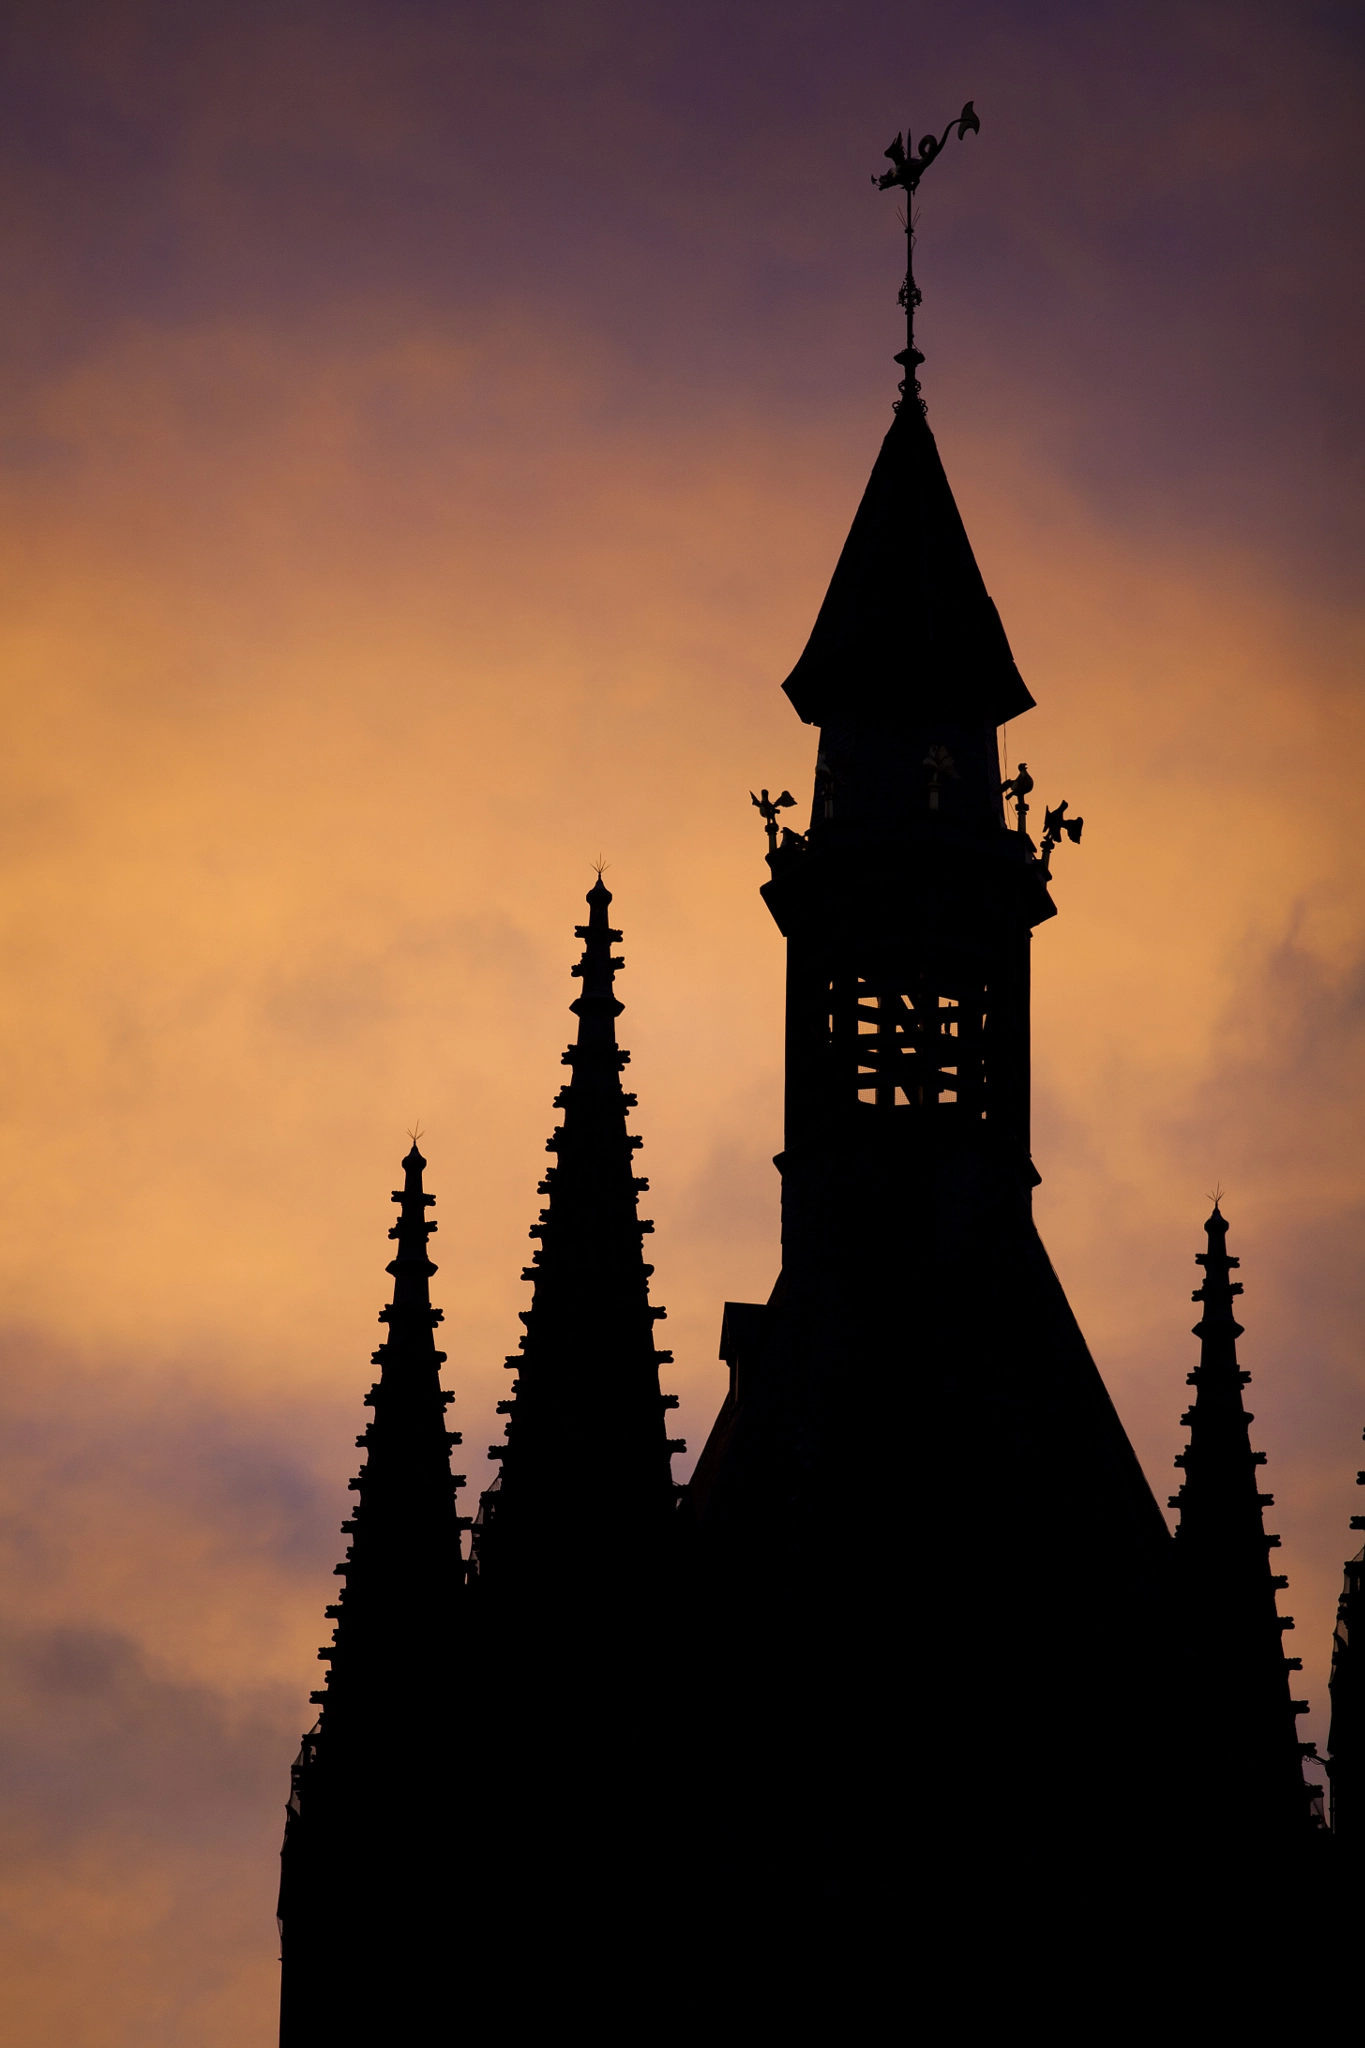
<box><xmin>468</xmin><ymin>880</ymin><xmax>682</xmax><ymax>1930</ymax></box>
<box><xmin>472</xmin><ymin>876</ymin><xmax>681</xmax><ymax>1604</ymax></box>
<box><xmin>278</xmin><ymin>1140</ymin><xmax>466</xmax><ymax>2037</ymax></box>
<box><xmin>1169</xmin><ymin>1202</ymin><xmax>1313</xmax><ymax>1843</ymax></box>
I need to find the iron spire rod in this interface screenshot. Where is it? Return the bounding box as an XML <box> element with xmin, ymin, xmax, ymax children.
<box><xmin>874</xmin><ymin>101</ymin><xmax>979</xmax><ymax>400</ymax></box>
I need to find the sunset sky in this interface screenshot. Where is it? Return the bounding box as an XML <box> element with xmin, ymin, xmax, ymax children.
<box><xmin>0</xmin><ymin>3</ymin><xmax>1362</xmax><ymax>2038</ymax></box>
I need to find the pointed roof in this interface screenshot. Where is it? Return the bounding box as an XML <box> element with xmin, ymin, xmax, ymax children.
<box><xmin>306</xmin><ymin>1139</ymin><xmax>466</xmax><ymax>1735</ymax></box>
<box><xmin>1169</xmin><ymin>1203</ymin><xmax>1313</xmax><ymax>1839</ymax></box>
<box><xmin>782</xmin><ymin>398</ymin><xmax>1034</xmax><ymax>731</ymax></box>
<box><xmin>472</xmin><ymin>877</ymin><xmax>681</xmax><ymax>1606</ymax></box>
<box><xmin>278</xmin><ymin>1140</ymin><xmax>465</xmax><ymax>2033</ymax></box>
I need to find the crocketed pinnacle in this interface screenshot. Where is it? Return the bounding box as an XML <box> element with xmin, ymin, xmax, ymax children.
<box><xmin>473</xmin><ymin>877</ymin><xmax>681</xmax><ymax>1607</ymax></box>
<box><xmin>1169</xmin><ymin>1203</ymin><xmax>1312</xmax><ymax>1841</ymax></box>
<box><xmin>307</xmin><ymin>1140</ymin><xmax>466</xmax><ymax>1733</ymax></box>
<box><xmin>277</xmin><ymin>1142</ymin><xmax>465</xmax><ymax>2039</ymax></box>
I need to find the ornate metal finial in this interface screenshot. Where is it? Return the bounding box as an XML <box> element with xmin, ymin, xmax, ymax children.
<box><xmin>1001</xmin><ymin>761</ymin><xmax>1034</xmax><ymax>835</ymax></box>
<box><xmin>750</xmin><ymin>786</ymin><xmax>796</xmax><ymax>856</ymax></box>
<box><xmin>1038</xmin><ymin>798</ymin><xmax>1084</xmax><ymax>879</ymax></box>
<box><xmin>874</xmin><ymin>101</ymin><xmax>979</xmax><ymax>409</ymax></box>
<box><xmin>876</xmin><ymin>103</ymin><xmax>980</xmax><ymax>199</ymax></box>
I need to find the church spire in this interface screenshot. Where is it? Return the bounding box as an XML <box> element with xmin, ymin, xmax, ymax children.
<box><xmin>277</xmin><ymin>1139</ymin><xmax>466</xmax><ymax>2038</ymax></box>
<box><xmin>472</xmin><ymin>875</ymin><xmax>681</xmax><ymax>1603</ymax></box>
<box><xmin>468</xmin><ymin>879</ymin><xmax>682</xmax><ymax>1925</ymax></box>
<box><xmin>1169</xmin><ymin>1201</ymin><xmax>1313</xmax><ymax>1844</ymax></box>
<box><xmin>780</xmin><ymin>396</ymin><xmax>1034</xmax><ymax>737</ymax></box>
<box><xmin>781</xmin><ymin>101</ymin><xmax>1030</xmax><ymax>739</ymax></box>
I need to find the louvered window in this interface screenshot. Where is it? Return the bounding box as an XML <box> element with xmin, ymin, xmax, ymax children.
<box><xmin>827</xmin><ymin>976</ymin><xmax>987</xmax><ymax>1116</ymax></box>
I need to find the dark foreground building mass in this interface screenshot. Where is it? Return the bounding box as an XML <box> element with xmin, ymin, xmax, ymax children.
<box><xmin>277</xmin><ymin>113</ymin><xmax>1355</xmax><ymax>2035</ymax></box>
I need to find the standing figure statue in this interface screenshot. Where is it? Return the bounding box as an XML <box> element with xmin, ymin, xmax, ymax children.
<box><xmin>1001</xmin><ymin>761</ymin><xmax>1034</xmax><ymax>835</ymax></box>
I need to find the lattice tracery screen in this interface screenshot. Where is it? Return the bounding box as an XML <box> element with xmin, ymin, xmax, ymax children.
<box><xmin>828</xmin><ymin>977</ymin><xmax>987</xmax><ymax>1114</ymax></box>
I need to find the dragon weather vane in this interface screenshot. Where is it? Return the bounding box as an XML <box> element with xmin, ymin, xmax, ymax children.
<box><xmin>874</xmin><ymin>101</ymin><xmax>979</xmax><ymax>409</ymax></box>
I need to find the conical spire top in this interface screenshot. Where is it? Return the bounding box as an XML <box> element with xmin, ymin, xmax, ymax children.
<box><xmin>385</xmin><ymin>1137</ymin><xmax>438</xmax><ymax>1314</ymax></box>
<box><xmin>1191</xmin><ymin>1197</ymin><xmax>1245</xmax><ymax>1342</ymax></box>
<box><xmin>473</xmin><ymin>879</ymin><xmax>680</xmax><ymax>1606</ymax></box>
<box><xmin>780</xmin><ymin>401</ymin><xmax>1035</xmax><ymax>732</ymax></box>
<box><xmin>569</xmin><ymin>870</ymin><xmax>625</xmax><ymax>1044</ymax></box>
<box><xmin>1169</xmin><ymin>1200</ymin><xmax>1313</xmax><ymax>1840</ymax></box>
<box><xmin>780</xmin><ymin>115</ymin><xmax>1032</xmax><ymax>737</ymax></box>
<box><xmin>278</xmin><ymin>1140</ymin><xmax>466</xmax><ymax>2031</ymax></box>
<box><xmin>305</xmin><ymin>1137</ymin><xmax>460</xmax><ymax>1729</ymax></box>
<box><xmin>1174</xmin><ymin>1199</ymin><xmax>1258</xmax><ymax>1540</ymax></box>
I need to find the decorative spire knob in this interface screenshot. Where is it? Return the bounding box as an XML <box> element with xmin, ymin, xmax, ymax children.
<box><xmin>570</xmin><ymin>870</ymin><xmax>625</xmax><ymax>1035</ymax></box>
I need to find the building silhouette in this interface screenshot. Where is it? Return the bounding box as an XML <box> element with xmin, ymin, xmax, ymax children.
<box><xmin>277</xmin><ymin>885</ymin><xmax>684</xmax><ymax>2039</ymax></box>
<box><xmin>278</xmin><ymin>120</ymin><xmax>1354</xmax><ymax>2032</ymax></box>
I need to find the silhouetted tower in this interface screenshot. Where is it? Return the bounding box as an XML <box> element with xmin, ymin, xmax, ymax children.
<box><xmin>277</xmin><ymin>1141</ymin><xmax>465</xmax><ymax>2040</ymax></box>
<box><xmin>1169</xmin><ymin>1202</ymin><xmax>1312</xmax><ymax>1845</ymax></box>
<box><xmin>687</xmin><ymin>111</ymin><xmax>1174</xmax><ymax>1874</ymax></box>
<box><xmin>1326</xmin><ymin>1439</ymin><xmax>1365</xmax><ymax>1846</ymax></box>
